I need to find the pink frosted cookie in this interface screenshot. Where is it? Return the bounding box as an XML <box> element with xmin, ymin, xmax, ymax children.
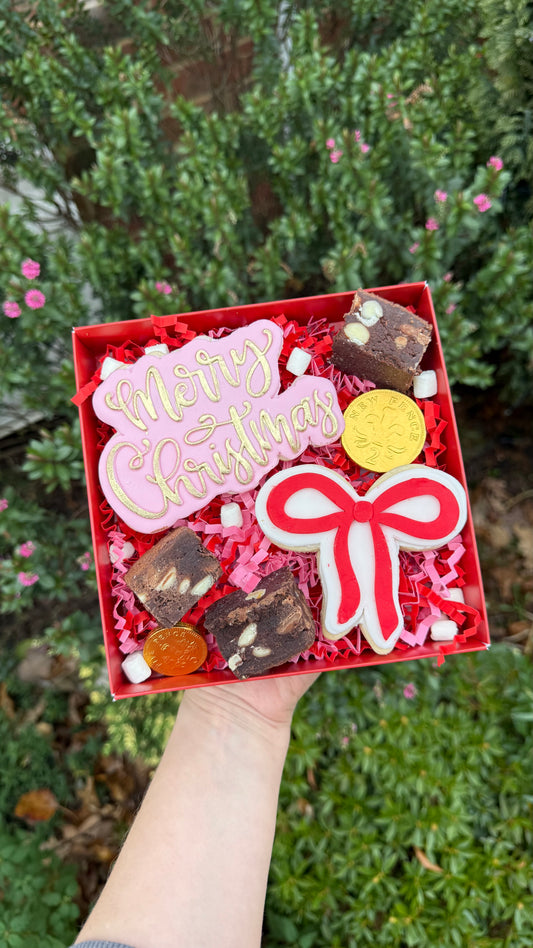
<box><xmin>255</xmin><ymin>464</ymin><xmax>467</xmax><ymax>654</ymax></box>
<box><xmin>93</xmin><ymin>320</ymin><xmax>344</xmax><ymax>534</ymax></box>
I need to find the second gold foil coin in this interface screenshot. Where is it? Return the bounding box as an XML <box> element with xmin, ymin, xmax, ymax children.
<box><xmin>143</xmin><ymin>624</ymin><xmax>207</xmax><ymax>676</ymax></box>
<box><xmin>341</xmin><ymin>389</ymin><xmax>426</xmax><ymax>472</ymax></box>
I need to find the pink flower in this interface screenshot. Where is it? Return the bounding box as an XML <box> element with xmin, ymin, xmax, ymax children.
<box><xmin>155</xmin><ymin>281</ymin><xmax>172</xmax><ymax>295</ymax></box>
<box><xmin>434</xmin><ymin>189</ymin><xmax>448</xmax><ymax>203</ymax></box>
<box><xmin>21</xmin><ymin>258</ymin><xmax>41</xmax><ymax>279</ymax></box>
<box><xmin>0</xmin><ymin>499</ymin><xmax>8</xmax><ymax>511</ymax></box>
<box><xmin>78</xmin><ymin>551</ymin><xmax>92</xmax><ymax>571</ymax></box>
<box><xmin>3</xmin><ymin>300</ymin><xmax>21</xmax><ymax>319</ymax></box>
<box><xmin>403</xmin><ymin>683</ymin><xmax>417</xmax><ymax>699</ymax></box>
<box><xmin>329</xmin><ymin>150</ymin><xmax>343</xmax><ymax>163</ymax></box>
<box><xmin>353</xmin><ymin>130</ymin><xmax>370</xmax><ymax>151</ymax></box>
<box><xmin>443</xmin><ymin>272</ymin><xmax>453</xmax><ymax>282</ymax></box>
<box><xmin>341</xmin><ymin>736</ymin><xmax>349</xmax><ymax>746</ymax></box>
<box><xmin>487</xmin><ymin>156</ymin><xmax>503</xmax><ymax>171</ymax></box>
<box><xmin>24</xmin><ymin>289</ymin><xmax>46</xmax><ymax>309</ymax></box>
<box><xmin>474</xmin><ymin>193</ymin><xmax>492</xmax><ymax>213</ymax></box>
<box><xmin>17</xmin><ymin>571</ymin><xmax>39</xmax><ymax>587</ymax></box>
<box><xmin>409</xmin><ymin>242</ymin><xmax>419</xmax><ymax>254</ymax></box>
<box><xmin>446</xmin><ymin>304</ymin><xmax>456</xmax><ymax>315</ymax></box>
<box><xmin>425</xmin><ymin>217</ymin><xmax>439</xmax><ymax>231</ymax></box>
<box><xmin>325</xmin><ymin>138</ymin><xmax>335</xmax><ymax>149</ymax></box>
<box><xmin>18</xmin><ymin>541</ymin><xmax>35</xmax><ymax>558</ymax></box>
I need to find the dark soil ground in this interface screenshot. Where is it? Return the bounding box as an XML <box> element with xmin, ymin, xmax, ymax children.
<box><xmin>454</xmin><ymin>388</ymin><xmax>533</xmax><ymax>652</ymax></box>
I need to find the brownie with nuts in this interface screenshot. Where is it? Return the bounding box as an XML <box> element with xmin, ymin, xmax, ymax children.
<box><xmin>124</xmin><ymin>526</ymin><xmax>222</xmax><ymax>628</ymax></box>
<box><xmin>331</xmin><ymin>289</ymin><xmax>432</xmax><ymax>393</ymax></box>
<box><xmin>203</xmin><ymin>568</ymin><xmax>315</xmax><ymax>679</ymax></box>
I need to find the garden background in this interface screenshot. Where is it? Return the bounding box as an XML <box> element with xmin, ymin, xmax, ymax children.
<box><xmin>0</xmin><ymin>1</ymin><xmax>532</xmax><ymax>945</ymax></box>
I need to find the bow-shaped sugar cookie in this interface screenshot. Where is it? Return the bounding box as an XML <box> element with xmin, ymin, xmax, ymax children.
<box><xmin>255</xmin><ymin>464</ymin><xmax>467</xmax><ymax>654</ymax></box>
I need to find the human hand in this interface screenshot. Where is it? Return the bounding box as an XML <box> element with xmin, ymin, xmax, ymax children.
<box><xmin>182</xmin><ymin>669</ymin><xmax>321</xmax><ymax>739</ymax></box>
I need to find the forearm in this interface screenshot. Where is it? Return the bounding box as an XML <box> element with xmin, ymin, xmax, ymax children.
<box><xmin>76</xmin><ymin>687</ymin><xmax>292</xmax><ymax>948</ymax></box>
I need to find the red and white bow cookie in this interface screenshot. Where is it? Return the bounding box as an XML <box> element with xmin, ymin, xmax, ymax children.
<box><xmin>255</xmin><ymin>464</ymin><xmax>467</xmax><ymax>654</ymax></box>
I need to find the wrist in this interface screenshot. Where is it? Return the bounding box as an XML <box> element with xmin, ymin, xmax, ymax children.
<box><xmin>179</xmin><ymin>683</ymin><xmax>293</xmax><ymax>752</ymax></box>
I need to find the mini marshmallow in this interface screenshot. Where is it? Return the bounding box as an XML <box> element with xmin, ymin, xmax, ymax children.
<box><xmin>430</xmin><ymin>619</ymin><xmax>458</xmax><ymax>641</ymax></box>
<box><xmin>447</xmin><ymin>586</ymin><xmax>465</xmax><ymax>603</ymax></box>
<box><xmin>286</xmin><ymin>347</ymin><xmax>312</xmax><ymax>376</ymax></box>
<box><xmin>220</xmin><ymin>502</ymin><xmax>243</xmax><ymax>529</ymax></box>
<box><xmin>121</xmin><ymin>650</ymin><xmax>152</xmax><ymax>683</ymax></box>
<box><xmin>145</xmin><ymin>343</ymin><xmax>169</xmax><ymax>356</ymax></box>
<box><xmin>100</xmin><ymin>356</ymin><xmax>126</xmax><ymax>380</ymax></box>
<box><xmin>413</xmin><ymin>369</ymin><xmax>438</xmax><ymax>399</ymax></box>
<box><xmin>109</xmin><ymin>540</ymin><xmax>136</xmax><ymax>564</ymax></box>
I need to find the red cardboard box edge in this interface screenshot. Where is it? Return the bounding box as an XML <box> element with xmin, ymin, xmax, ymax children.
<box><xmin>72</xmin><ymin>283</ymin><xmax>490</xmax><ymax>699</ymax></box>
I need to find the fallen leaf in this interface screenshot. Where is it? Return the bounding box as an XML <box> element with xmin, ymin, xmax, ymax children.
<box><xmin>492</xmin><ymin>566</ymin><xmax>517</xmax><ymax>601</ymax></box>
<box><xmin>487</xmin><ymin>523</ymin><xmax>513</xmax><ymax>551</ymax></box>
<box><xmin>95</xmin><ymin>753</ymin><xmax>138</xmax><ymax>803</ymax></box>
<box><xmin>21</xmin><ymin>695</ymin><xmax>47</xmax><ymax>727</ymax></box>
<box><xmin>49</xmin><ymin>653</ymin><xmax>81</xmax><ymax>692</ymax></box>
<box><xmin>69</xmin><ymin>813</ymin><xmax>103</xmax><ymax>837</ymax></box>
<box><xmin>507</xmin><ymin>620</ymin><xmax>533</xmax><ymax>644</ymax></box>
<box><xmin>483</xmin><ymin>478</ymin><xmax>509</xmax><ymax>516</ymax></box>
<box><xmin>414</xmin><ymin>846</ymin><xmax>443</xmax><ymax>873</ymax></box>
<box><xmin>16</xmin><ymin>645</ymin><xmax>53</xmax><ymax>684</ymax></box>
<box><xmin>91</xmin><ymin>842</ymin><xmax>116</xmax><ymax>865</ymax></box>
<box><xmin>0</xmin><ymin>682</ymin><xmax>16</xmax><ymax>719</ymax></box>
<box><xmin>296</xmin><ymin>797</ymin><xmax>314</xmax><ymax>818</ymax></box>
<box><xmin>471</xmin><ymin>478</ymin><xmax>508</xmax><ymax>527</ymax></box>
<box><xmin>14</xmin><ymin>788</ymin><xmax>59</xmax><ymax>822</ymax></box>
<box><xmin>514</xmin><ymin>524</ymin><xmax>533</xmax><ymax>571</ymax></box>
<box><xmin>68</xmin><ymin>690</ymin><xmax>85</xmax><ymax>726</ymax></box>
<box><xmin>75</xmin><ymin>775</ymin><xmax>100</xmax><ymax>813</ymax></box>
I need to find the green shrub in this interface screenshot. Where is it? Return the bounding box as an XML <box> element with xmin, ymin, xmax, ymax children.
<box><xmin>0</xmin><ymin>0</ymin><xmax>531</xmax><ymax>636</ymax></box>
<box><xmin>0</xmin><ymin>484</ymin><xmax>96</xmax><ymax>621</ymax></box>
<box><xmin>0</xmin><ymin>823</ymin><xmax>79</xmax><ymax>948</ymax></box>
<box><xmin>0</xmin><ymin>693</ymin><xmax>81</xmax><ymax>946</ymax></box>
<box><xmin>0</xmin><ymin>0</ymin><xmax>531</xmax><ymax>405</ymax></box>
<box><xmin>0</xmin><ymin>704</ymin><xmax>71</xmax><ymax>818</ymax></box>
<box><xmin>22</xmin><ymin>422</ymin><xmax>86</xmax><ymax>494</ymax></box>
<box><xmin>0</xmin><ymin>0</ymin><xmax>529</xmax><ymax>638</ymax></box>
<box><xmin>86</xmin><ymin>680</ymin><xmax>181</xmax><ymax>768</ymax></box>
<box><xmin>266</xmin><ymin>645</ymin><xmax>533</xmax><ymax>947</ymax></box>
<box><xmin>470</xmin><ymin>0</ymin><xmax>533</xmax><ymax>212</ymax></box>
<box><xmin>0</xmin><ymin>8</ymin><xmax>531</xmax><ymax>938</ymax></box>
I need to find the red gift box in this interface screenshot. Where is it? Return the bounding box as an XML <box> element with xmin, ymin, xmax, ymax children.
<box><xmin>72</xmin><ymin>283</ymin><xmax>489</xmax><ymax>698</ymax></box>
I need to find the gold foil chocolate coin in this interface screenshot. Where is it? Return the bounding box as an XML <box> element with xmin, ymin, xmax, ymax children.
<box><xmin>143</xmin><ymin>624</ymin><xmax>207</xmax><ymax>676</ymax></box>
<box><xmin>341</xmin><ymin>389</ymin><xmax>426</xmax><ymax>472</ymax></box>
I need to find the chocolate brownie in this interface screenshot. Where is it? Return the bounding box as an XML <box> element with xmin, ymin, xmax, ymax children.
<box><xmin>331</xmin><ymin>289</ymin><xmax>432</xmax><ymax>392</ymax></box>
<box><xmin>203</xmin><ymin>568</ymin><xmax>315</xmax><ymax>679</ymax></box>
<box><xmin>124</xmin><ymin>526</ymin><xmax>222</xmax><ymax>627</ymax></box>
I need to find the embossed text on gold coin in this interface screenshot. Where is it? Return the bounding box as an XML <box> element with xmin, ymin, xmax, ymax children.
<box><xmin>341</xmin><ymin>389</ymin><xmax>426</xmax><ymax>472</ymax></box>
<box><xmin>143</xmin><ymin>624</ymin><xmax>207</xmax><ymax>676</ymax></box>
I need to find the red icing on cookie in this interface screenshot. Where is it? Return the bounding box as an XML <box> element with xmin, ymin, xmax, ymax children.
<box><xmin>256</xmin><ymin>464</ymin><xmax>467</xmax><ymax>654</ymax></box>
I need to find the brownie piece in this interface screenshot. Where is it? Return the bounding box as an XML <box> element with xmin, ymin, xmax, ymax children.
<box><xmin>203</xmin><ymin>568</ymin><xmax>315</xmax><ymax>679</ymax></box>
<box><xmin>331</xmin><ymin>289</ymin><xmax>432</xmax><ymax>393</ymax></box>
<box><xmin>124</xmin><ymin>526</ymin><xmax>222</xmax><ymax>627</ymax></box>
